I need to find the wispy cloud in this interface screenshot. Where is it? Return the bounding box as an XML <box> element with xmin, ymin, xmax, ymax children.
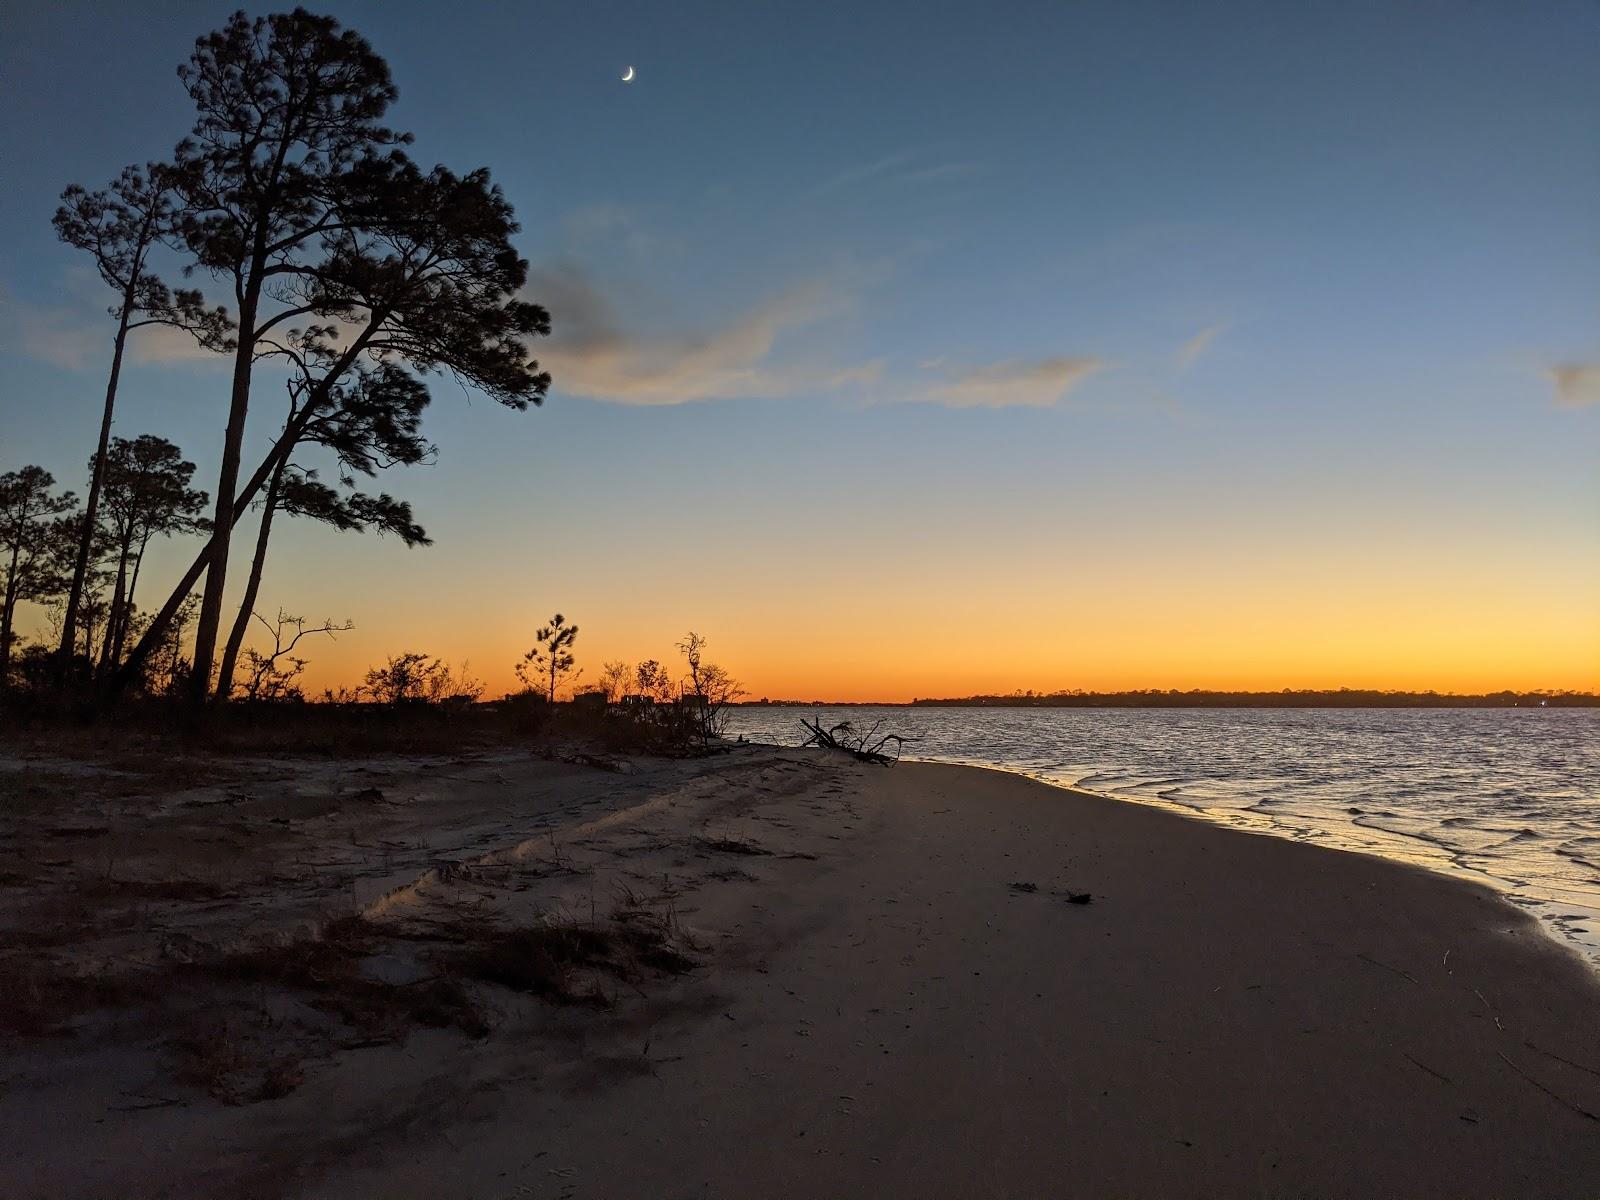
<box><xmin>804</xmin><ymin>151</ymin><xmax>919</xmax><ymax>200</ymax></box>
<box><xmin>803</xmin><ymin>150</ymin><xmax>983</xmax><ymax>201</ymax></box>
<box><xmin>923</xmin><ymin>356</ymin><xmax>1107</xmax><ymax>409</ymax></box>
<box><xmin>524</xmin><ymin>262</ymin><xmax>1106</xmax><ymax>411</ymax></box>
<box><xmin>0</xmin><ymin>286</ymin><xmax>100</xmax><ymax>369</ymax></box>
<box><xmin>527</xmin><ymin>263</ymin><xmax>880</xmax><ymax>406</ymax></box>
<box><xmin>558</xmin><ymin>203</ymin><xmax>667</xmax><ymax>258</ymax></box>
<box><xmin>0</xmin><ymin>280</ymin><xmax>220</xmax><ymax>370</ymax></box>
<box><xmin>1545</xmin><ymin>364</ymin><xmax>1600</xmax><ymax>409</ymax></box>
<box><xmin>1176</xmin><ymin>323</ymin><xmax>1226</xmax><ymax>371</ymax></box>
<box><xmin>127</xmin><ymin>323</ymin><xmax>218</xmax><ymax>366</ymax></box>
<box><xmin>899</xmin><ymin>162</ymin><xmax>984</xmax><ymax>186</ymax></box>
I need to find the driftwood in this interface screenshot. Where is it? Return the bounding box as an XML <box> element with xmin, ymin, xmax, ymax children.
<box><xmin>800</xmin><ymin>718</ymin><xmax>920</xmax><ymax>766</ymax></box>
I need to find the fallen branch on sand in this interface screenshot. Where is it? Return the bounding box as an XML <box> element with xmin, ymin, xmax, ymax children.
<box><xmin>800</xmin><ymin>718</ymin><xmax>920</xmax><ymax>765</ymax></box>
<box><xmin>1497</xmin><ymin>1051</ymin><xmax>1600</xmax><ymax>1122</ymax></box>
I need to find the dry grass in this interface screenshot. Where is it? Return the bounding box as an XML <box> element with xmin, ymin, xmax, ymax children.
<box><xmin>197</xmin><ymin>916</ymin><xmax>489</xmax><ymax>1042</ymax></box>
<box><xmin>0</xmin><ymin>956</ymin><xmax>154</xmax><ymax>1038</ymax></box>
<box><xmin>0</xmin><ymin>967</ymin><xmax>75</xmax><ymax>1038</ymax></box>
<box><xmin>168</xmin><ymin>1014</ymin><xmax>309</xmax><ymax>1106</ymax></box>
<box><xmin>158</xmin><ymin>904</ymin><xmax>699</xmax><ymax>1101</ymax></box>
<box><xmin>449</xmin><ymin>908</ymin><xmax>700</xmax><ymax>1008</ymax></box>
<box><xmin>1</xmin><ymin>881</ymin><xmax>705</xmax><ymax>1105</ymax></box>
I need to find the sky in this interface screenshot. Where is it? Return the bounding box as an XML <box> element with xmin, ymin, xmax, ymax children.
<box><xmin>1</xmin><ymin>0</ymin><xmax>1596</xmax><ymax>700</ymax></box>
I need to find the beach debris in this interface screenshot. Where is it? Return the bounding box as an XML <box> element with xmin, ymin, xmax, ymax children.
<box><xmin>1496</xmin><ymin>1051</ymin><xmax>1600</xmax><ymax>1121</ymax></box>
<box><xmin>541</xmin><ymin>749</ymin><xmax>633</xmax><ymax>774</ymax></box>
<box><xmin>108</xmin><ymin>1092</ymin><xmax>184</xmax><ymax>1113</ymax></box>
<box><xmin>800</xmin><ymin>718</ymin><xmax>921</xmax><ymax>765</ymax></box>
<box><xmin>1356</xmin><ymin>951</ymin><xmax>1418</xmax><ymax>984</ymax></box>
<box><xmin>1402</xmin><ymin>1051</ymin><xmax>1452</xmax><ymax>1084</ymax></box>
<box><xmin>1523</xmin><ymin>1040</ymin><xmax>1600</xmax><ymax>1079</ymax></box>
<box><xmin>1008</xmin><ymin>880</ymin><xmax>1093</xmax><ymax>904</ymax></box>
<box><xmin>699</xmin><ymin>834</ymin><xmax>772</xmax><ymax>856</ymax></box>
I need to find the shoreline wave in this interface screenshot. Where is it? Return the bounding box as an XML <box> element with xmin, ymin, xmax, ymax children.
<box><xmin>727</xmin><ymin>706</ymin><xmax>1600</xmax><ymax>970</ymax></box>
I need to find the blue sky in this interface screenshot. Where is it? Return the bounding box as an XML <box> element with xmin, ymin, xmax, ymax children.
<box><xmin>1</xmin><ymin>0</ymin><xmax>1596</xmax><ymax>695</ymax></box>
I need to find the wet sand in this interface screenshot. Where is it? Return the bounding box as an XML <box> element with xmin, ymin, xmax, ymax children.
<box><xmin>6</xmin><ymin>749</ymin><xmax>1600</xmax><ymax>1197</ymax></box>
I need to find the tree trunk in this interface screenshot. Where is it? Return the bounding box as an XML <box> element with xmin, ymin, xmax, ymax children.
<box><xmin>114</xmin><ymin>538</ymin><xmax>150</xmax><ymax>667</ymax></box>
<box><xmin>97</xmin><ymin>542</ymin><xmax>130</xmax><ymax>676</ymax></box>
<box><xmin>107</xmin><ymin>403</ymin><xmax>311</xmax><ymax>701</ymax></box>
<box><xmin>58</xmin><ymin>296</ymin><xmax>134</xmax><ymax>674</ymax></box>
<box><xmin>80</xmin><ymin>601</ymin><xmax>98</xmax><ymax>663</ymax></box>
<box><xmin>216</xmin><ymin>455</ymin><xmax>286</xmax><ymax>700</ymax></box>
<box><xmin>0</xmin><ymin>561</ymin><xmax>19</xmax><ymax>680</ymax></box>
<box><xmin>108</xmin><ymin>317</ymin><xmax>381</xmax><ymax>705</ymax></box>
<box><xmin>187</xmin><ymin>281</ymin><xmax>262</xmax><ymax>706</ymax></box>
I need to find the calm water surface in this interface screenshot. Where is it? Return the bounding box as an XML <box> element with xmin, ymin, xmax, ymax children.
<box><xmin>725</xmin><ymin>707</ymin><xmax>1600</xmax><ymax>966</ymax></box>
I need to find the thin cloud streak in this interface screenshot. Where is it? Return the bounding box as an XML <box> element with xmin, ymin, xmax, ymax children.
<box><xmin>803</xmin><ymin>151</ymin><xmax>919</xmax><ymax>200</ymax></box>
<box><xmin>1176</xmin><ymin>323</ymin><xmax>1226</xmax><ymax>370</ymax></box>
<box><xmin>0</xmin><ymin>283</ymin><xmax>220</xmax><ymax>370</ymax></box>
<box><xmin>802</xmin><ymin>150</ymin><xmax>983</xmax><ymax>201</ymax></box>
<box><xmin>527</xmin><ymin>263</ymin><xmax>881</xmax><ymax>406</ymax></box>
<box><xmin>899</xmin><ymin>162</ymin><xmax>983</xmax><ymax>185</ymax></box>
<box><xmin>1</xmin><ymin>287</ymin><xmax>101</xmax><ymax>369</ymax></box>
<box><xmin>924</xmin><ymin>356</ymin><xmax>1108</xmax><ymax>409</ymax></box>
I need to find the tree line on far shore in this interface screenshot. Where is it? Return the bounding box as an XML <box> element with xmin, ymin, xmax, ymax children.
<box><xmin>896</xmin><ymin>689</ymin><xmax>1598</xmax><ymax>708</ymax></box>
<box><xmin>1</xmin><ymin>7</ymin><xmax>545</xmax><ymax>711</ymax></box>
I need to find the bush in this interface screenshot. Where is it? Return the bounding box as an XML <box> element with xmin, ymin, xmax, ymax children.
<box><xmin>499</xmin><ymin>689</ymin><xmax>551</xmax><ymax>735</ymax></box>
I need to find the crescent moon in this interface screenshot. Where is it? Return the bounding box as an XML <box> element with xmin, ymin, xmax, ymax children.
<box><xmin>621</xmin><ymin>66</ymin><xmax>635</xmax><ymax>82</ymax></box>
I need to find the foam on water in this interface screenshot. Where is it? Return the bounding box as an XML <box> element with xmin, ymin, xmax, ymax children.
<box><xmin>725</xmin><ymin>707</ymin><xmax>1600</xmax><ymax>968</ymax></box>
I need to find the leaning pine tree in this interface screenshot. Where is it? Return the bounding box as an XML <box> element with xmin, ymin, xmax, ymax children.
<box><xmin>214</xmin><ymin>362</ymin><xmax>433</xmax><ymax>699</ymax></box>
<box><xmin>163</xmin><ymin>8</ymin><xmax>411</xmax><ymax>703</ymax></box>
<box><xmin>114</xmin><ymin>150</ymin><xmax>551</xmax><ymax>698</ymax></box>
<box><xmin>51</xmin><ymin>165</ymin><xmax>229</xmax><ymax>676</ymax></box>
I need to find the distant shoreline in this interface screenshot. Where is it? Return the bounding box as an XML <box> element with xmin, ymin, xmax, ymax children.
<box><xmin>737</xmin><ymin>691</ymin><xmax>1599</xmax><ymax>709</ymax></box>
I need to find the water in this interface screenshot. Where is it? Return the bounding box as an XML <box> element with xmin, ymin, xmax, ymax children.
<box><xmin>725</xmin><ymin>706</ymin><xmax>1600</xmax><ymax>967</ymax></box>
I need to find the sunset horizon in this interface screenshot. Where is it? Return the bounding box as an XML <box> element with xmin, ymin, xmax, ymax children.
<box><xmin>3</xmin><ymin>4</ymin><xmax>1598</xmax><ymax>1195</ymax></box>
<box><xmin>3</xmin><ymin>2</ymin><xmax>1595</xmax><ymax>704</ymax></box>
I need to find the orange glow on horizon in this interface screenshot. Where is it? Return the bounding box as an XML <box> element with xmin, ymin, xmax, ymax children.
<box><xmin>284</xmin><ymin>571</ymin><xmax>1599</xmax><ymax>702</ymax></box>
<box><xmin>43</xmin><ymin>456</ymin><xmax>1596</xmax><ymax>705</ymax></box>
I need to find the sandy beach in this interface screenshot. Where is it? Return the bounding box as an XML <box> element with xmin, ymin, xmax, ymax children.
<box><xmin>4</xmin><ymin>743</ymin><xmax>1600</xmax><ymax>1198</ymax></box>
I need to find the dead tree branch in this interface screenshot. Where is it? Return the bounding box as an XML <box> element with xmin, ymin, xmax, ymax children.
<box><xmin>799</xmin><ymin>718</ymin><xmax>921</xmax><ymax>766</ymax></box>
